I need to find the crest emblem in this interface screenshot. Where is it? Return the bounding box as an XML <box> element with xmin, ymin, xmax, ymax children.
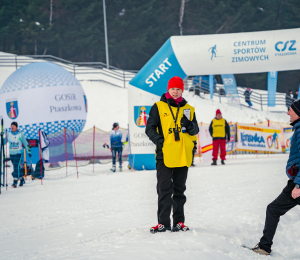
<box><xmin>6</xmin><ymin>100</ymin><xmax>18</xmax><ymax>119</ymax></box>
<box><xmin>134</xmin><ymin>106</ymin><xmax>151</xmax><ymax>128</ymax></box>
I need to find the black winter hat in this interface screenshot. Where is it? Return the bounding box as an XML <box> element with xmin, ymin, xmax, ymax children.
<box><xmin>11</xmin><ymin>121</ymin><xmax>18</xmax><ymax>128</ymax></box>
<box><xmin>291</xmin><ymin>100</ymin><xmax>300</xmax><ymax>117</ymax></box>
<box><xmin>112</xmin><ymin>122</ymin><xmax>119</xmax><ymax>130</ymax></box>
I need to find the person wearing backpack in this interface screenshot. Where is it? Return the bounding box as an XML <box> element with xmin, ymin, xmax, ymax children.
<box><xmin>146</xmin><ymin>76</ymin><xmax>199</xmax><ymax>233</ymax></box>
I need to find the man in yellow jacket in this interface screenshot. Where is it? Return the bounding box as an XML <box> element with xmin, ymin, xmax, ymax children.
<box><xmin>146</xmin><ymin>76</ymin><xmax>199</xmax><ymax>233</ymax></box>
<box><xmin>209</xmin><ymin>109</ymin><xmax>230</xmax><ymax>165</ymax></box>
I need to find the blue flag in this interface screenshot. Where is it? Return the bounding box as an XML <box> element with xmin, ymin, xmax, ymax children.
<box><xmin>209</xmin><ymin>75</ymin><xmax>214</xmax><ymax>99</ymax></box>
<box><xmin>267</xmin><ymin>71</ymin><xmax>278</xmax><ymax>107</ymax></box>
<box><xmin>221</xmin><ymin>74</ymin><xmax>240</xmax><ymax>105</ymax></box>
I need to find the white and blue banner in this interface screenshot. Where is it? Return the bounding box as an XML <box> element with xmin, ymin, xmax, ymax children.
<box><xmin>221</xmin><ymin>74</ymin><xmax>240</xmax><ymax>105</ymax></box>
<box><xmin>129</xmin><ymin>28</ymin><xmax>300</xmax><ymax>170</ymax></box>
<box><xmin>209</xmin><ymin>75</ymin><xmax>214</xmax><ymax>99</ymax></box>
<box><xmin>267</xmin><ymin>71</ymin><xmax>278</xmax><ymax>107</ymax></box>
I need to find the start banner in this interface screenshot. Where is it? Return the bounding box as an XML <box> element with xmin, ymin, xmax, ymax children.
<box><xmin>237</xmin><ymin>124</ymin><xmax>281</xmax><ymax>152</ymax></box>
<box><xmin>199</xmin><ymin>126</ymin><xmax>213</xmax><ymax>162</ymax></box>
<box><xmin>283</xmin><ymin>127</ymin><xmax>293</xmax><ymax>152</ymax></box>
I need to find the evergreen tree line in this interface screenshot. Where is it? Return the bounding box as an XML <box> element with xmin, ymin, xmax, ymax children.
<box><xmin>1</xmin><ymin>0</ymin><xmax>300</xmax><ymax>92</ymax></box>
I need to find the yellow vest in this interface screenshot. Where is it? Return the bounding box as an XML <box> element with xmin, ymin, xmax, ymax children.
<box><xmin>156</xmin><ymin>101</ymin><xmax>196</xmax><ymax>168</ymax></box>
<box><xmin>212</xmin><ymin>118</ymin><xmax>226</xmax><ymax>138</ymax></box>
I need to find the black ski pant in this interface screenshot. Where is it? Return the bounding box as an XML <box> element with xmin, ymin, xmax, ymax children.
<box><xmin>10</xmin><ymin>154</ymin><xmax>22</xmax><ymax>180</ymax></box>
<box><xmin>259</xmin><ymin>180</ymin><xmax>300</xmax><ymax>253</ymax></box>
<box><xmin>156</xmin><ymin>160</ymin><xmax>188</xmax><ymax>227</ymax></box>
<box><xmin>111</xmin><ymin>147</ymin><xmax>122</xmax><ymax>167</ymax></box>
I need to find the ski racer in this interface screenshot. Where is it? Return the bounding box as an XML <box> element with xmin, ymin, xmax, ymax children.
<box><xmin>250</xmin><ymin>100</ymin><xmax>300</xmax><ymax>255</ymax></box>
<box><xmin>146</xmin><ymin>76</ymin><xmax>199</xmax><ymax>233</ymax></box>
<box><xmin>6</xmin><ymin>122</ymin><xmax>30</xmax><ymax>187</ymax></box>
<box><xmin>109</xmin><ymin>122</ymin><xmax>123</xmax><ymax>172</ymax></box>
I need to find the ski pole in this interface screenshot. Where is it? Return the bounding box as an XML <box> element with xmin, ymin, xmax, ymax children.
<box><xmin>23</xmin><ymin>148</ymin><xmax>27</xmax><ymax>180</ymax></box>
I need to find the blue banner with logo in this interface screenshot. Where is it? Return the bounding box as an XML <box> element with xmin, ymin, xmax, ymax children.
<box><xmin>221</xmin><ymin>74</ymin><xmax>240</xmax><ymax>105</ymax></box>
<box><xmin>209</xmin><ymin>75</ymin><xmax>214</xmax><ymax>99</ymax></box>
<box><xmin>267</xmin><ymin>71</ymin><xmax>278</xmax><ymax>107</ymax></box>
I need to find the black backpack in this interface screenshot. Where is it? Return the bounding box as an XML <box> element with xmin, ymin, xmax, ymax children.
<box><xmin>33</xmin><ymin>160</ymin><xmax>45</xmax><ymax>179</ymax></box>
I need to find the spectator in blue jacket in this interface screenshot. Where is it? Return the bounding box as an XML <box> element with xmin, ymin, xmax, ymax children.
<box><xmin>109</xmin><ymin>122</ymin><xmax>123</xmax><ymax>172</ymax></box>
<box><xmin>250</xmin><ymin>99</ymin><xmax>300</xmax><ymax>255</ymax></box>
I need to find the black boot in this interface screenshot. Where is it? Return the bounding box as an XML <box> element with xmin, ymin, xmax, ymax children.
<box><xmin>19</xmin><ymin>177</ymin><xmax>25</xmax><ymax>186</ymax></box>
<box><xmin>221</xmin><ymin>160</ymin><xmax>225</xmax><ymax>165</ymax></box>
<box><xmin>211</xmin><ymin>159</ymin><xmax>217</xmax><ymax>165</ymax></box>
<box><xmin>12</xmin><ymin>179</ymin><xmax>18</xmax><ymax>188</ymax></box>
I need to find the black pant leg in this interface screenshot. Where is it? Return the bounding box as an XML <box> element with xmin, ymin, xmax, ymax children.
<box><xmin>172</xmin><ymin>166</ymin><xmax>188</xmax><ymax>225</ymax></box>
<box><xmin>259</xmin><ymin>181</ymin><xmax>298</xmax><ymax>253</ymax></box>
<box><xmin>11</xmin><ymin>154</ymin><xmax>22</xmax><ymax>179</ymax></box>
<box><xmin>111</xmin><ymin>149</ymin><xmax>116</xmax><ymax>166</ymax></box>
<box><xmin>118</xmin><ymin>148</ymin><xmax>123</xmax><ymax>166</ymax></box>
<box><xmin>156</xmin><ymin>160</ymin><xmax>173</xmax><ymax>227</ymax></box>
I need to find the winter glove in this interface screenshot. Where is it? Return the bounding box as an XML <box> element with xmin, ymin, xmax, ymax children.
<box><xmin>29</xmin><ymin>153</ymin><xmax>32</xmax><ymax>157</ymax></box>
<box><xmin>180</xmin><ymin>115</ymin><xmax>190</xmax><ymax>128</ymax></box>
<box><xmin>157</xmin><ymin>139</ymin><xmax>164</xmax><ymax>149</ymax></box>
<box><xmin>288</xmin><ymin>164</ymin><xmax>299</xmax><ymax>177</ymax></box>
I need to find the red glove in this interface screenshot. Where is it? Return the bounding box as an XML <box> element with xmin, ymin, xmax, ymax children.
<box><xmin>288</xmin><ymin>165</ymin><xmax>299</xmax><ymax>177</ymax></box>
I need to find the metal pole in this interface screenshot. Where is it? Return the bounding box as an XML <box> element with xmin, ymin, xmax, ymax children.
<box><xmin>64</xmin><ymin>128</ymin><xmax>68</xmax><ymax>176</ymax></box>
<box><xmin>5</xmin><ymin>130</ymin><xmax>8</xmax><ymax>190</ymax></box>
<box><xmin>93</xmin><ymin>125</ymin><xmax>95</xmax><ymax>173</ymax></box>
<box><xmin>103</xmin><ymin>0</ymin><xmax>109</xmax><ymax>69</ymax></box>
<box><xmin>123</xmin><ymin>70</ymin><xmax>125</xmax><ymax>88</ymax></box>
<box><xmin>73</xmin><ymin>130</ymin><xmax>79</xmax><ymax>178</ymax></box>
<box><xmin>38</xmin><ymin>130</ymin><xmax>43</xmax><ymax>185</ymax></box>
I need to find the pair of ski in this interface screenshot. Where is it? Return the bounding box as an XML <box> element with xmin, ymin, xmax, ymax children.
<box><xmin>0</xmin><ymin>119</ymin><xmax>6</xmax><ymax>194</ymax></box>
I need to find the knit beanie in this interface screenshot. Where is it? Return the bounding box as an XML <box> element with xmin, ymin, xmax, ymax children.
<box><xmin>216</xmin><ymin>109</ymin><xmax>222</xmax><ymax>115</ymax></box>
<box><xmin>112</xmin><ymin>122</ymin><xmax>119</xmax><ymax>130</ymax></box>
<box><xmin>11</xmin><ymin>121</ymin><xmax>18</xmax><ymax>128</ymax></box>
<box><xmin>167</xmin><ymin>76</ymin><xmax>184</xmax><ymax>92</ymax></box>
<box><xmin>291</xmin><ymin>100</ymin><xmax>300</xmax><ymax>117</ymax></box>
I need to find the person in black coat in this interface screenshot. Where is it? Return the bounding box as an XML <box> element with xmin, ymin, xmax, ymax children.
<box><xmin>145</xmin><ymin>76</ymin><xmax>199</xmax><ymax>234</ymax></box>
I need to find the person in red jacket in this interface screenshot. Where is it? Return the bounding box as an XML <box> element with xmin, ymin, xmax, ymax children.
<box><xmin>209</xmin><ymin>109</ymin><xmax>230</xmax><ymax>165</ymax></box>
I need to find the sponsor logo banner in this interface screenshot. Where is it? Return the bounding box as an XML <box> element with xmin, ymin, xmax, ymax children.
<box><xmin>237</xmin><ymin>124</ymin><xmax>281</xmax><ymax>152</ymax></box>
<box><xmin>283</xmin><ymin>127</ymin><xmax>293</xmax><ymax>152</ymax></box>
<box><xmin>199</xmin><ymin>126</ymin><xmax>213</xmax><ymax>162</ymax></box>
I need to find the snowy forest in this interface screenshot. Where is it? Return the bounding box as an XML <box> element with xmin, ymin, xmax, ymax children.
<box><xmin>1</xmin><ymin>0</ymin><xmax>300</xmax><ymax>91</ymax></box>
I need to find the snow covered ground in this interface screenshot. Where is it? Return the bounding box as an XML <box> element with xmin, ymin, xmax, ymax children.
<box><xmin>1</xmin><ymin>154</ymin><xmax>300</xmax><ymax>259</ymax></box>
